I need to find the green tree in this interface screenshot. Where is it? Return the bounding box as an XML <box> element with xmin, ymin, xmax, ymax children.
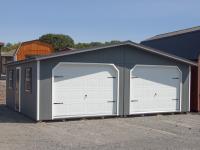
<box><xmin>1</xmin><ymin>43</ymin><xmax>20</xmax><ymax>52</ymax></box>
<box><xmin>39</xmin><ymin>34</ymin><xmax>74</xmax><ymax>51</ymax></box>
<box><xmin>75</xmin><ymin>40</ymin><xmax>121</xmax><ymax>49</ymax></box>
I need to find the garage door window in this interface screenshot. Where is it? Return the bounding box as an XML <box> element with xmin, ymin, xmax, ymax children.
<box><xmin>25</xmin><ymin>67</ymin><xmax>32</xmax><ymax>92</ymax></box>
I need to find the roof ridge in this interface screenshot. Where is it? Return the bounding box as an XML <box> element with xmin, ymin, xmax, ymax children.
<box><xmin>142</xmin><ymin>26</ymin><xmax>200</xmax><ymax>42</ymax></box>
<box><xmin>6</xmin><ymin>41</ymin><xmax>197</xmax><ymax>66</ymax></box>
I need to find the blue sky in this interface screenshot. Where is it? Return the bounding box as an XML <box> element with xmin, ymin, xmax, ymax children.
<box><xmin>0</xmin><ymin>0</ymin><xmax>200</xmax><ymax>44</ymax></box>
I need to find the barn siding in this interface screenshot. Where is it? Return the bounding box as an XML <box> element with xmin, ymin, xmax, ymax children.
<box><xmin>16</xmin><ymin>41</ymin><xmax>53</xmax><ymax>61</ymax></box>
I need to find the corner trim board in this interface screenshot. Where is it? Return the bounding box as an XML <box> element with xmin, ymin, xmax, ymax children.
<box><xmin>189</xmin><ymin>66</ymin><xmax>191</xmax><ymax>112</ymax></box>
<box><xmin>37</xmin><ymin>61</ymin><xmax>40</xmax><ymax>121</ymax></box>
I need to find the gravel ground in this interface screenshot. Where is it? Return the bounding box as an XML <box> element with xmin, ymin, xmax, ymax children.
<box><xmin>0</xmin><ymin>105</ymin><xmax>200</xmax><ymax>150</ymax></box>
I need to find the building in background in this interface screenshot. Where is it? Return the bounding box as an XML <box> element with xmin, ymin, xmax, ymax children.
<box><xmin>14</xmin><ymin>40</ymin><xmax>54</xmax><ymax>61</ymax></box>
<box><xmin>0</xmin><ymin>42</ymin><xmax>4</xmax><ymax>77</ymax></box>
<box><xmin>0</xmin><ymin>42</ymin><xmax>5</xmax><ymax>104</ymax></box>
<box><xmin>141</xmin><ymin>26</ymin><xmax>200</xmax><ymax>112</ymax></box>
<box><xmin>0</xmin><ymin>40</ymin><xmax>54</xmax><ymax>77</ymax></box>
<box><xmin>1</xmin><ymin>50</ymin><xmax>15</xmax><ymax>77</ymax></box>
<box><xmin>0</xmin><ymin>40</ymin><xmax>54</xmax><ymax>104</ymax></box>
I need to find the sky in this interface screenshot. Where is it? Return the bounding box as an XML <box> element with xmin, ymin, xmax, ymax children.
<box><xmin>0</xmin><ymin>0</ymin><xmax>200</xmax><ymax>44</ymax></box>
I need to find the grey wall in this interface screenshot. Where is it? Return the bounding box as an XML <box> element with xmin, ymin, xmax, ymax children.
<box><xmin>141</xmin><ymin>31</ymin><xmax>200</xmax><ymax>60</ymax></box>
<box><xmin>39</xmin><ymin>45</ymin><xmax>190</xmax><ymax>120</ymax></box>
<box><xmin>6</xmin><ymin>61</ymin><xmax>38</xmax><ymax>120</ymax></box>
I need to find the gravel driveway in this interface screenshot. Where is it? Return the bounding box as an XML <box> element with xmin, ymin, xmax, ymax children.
<box><xmin>0</xmin><ymin>105</ymin><xmax>200</xmax><ymax>150</ymax></box>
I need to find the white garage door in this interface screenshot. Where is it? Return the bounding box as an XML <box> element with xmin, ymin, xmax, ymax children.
<box><xmin>52</xmin><ymin>63</ymin><xmax>118</xmax><ymax>119</ymax></box>
<box><xmin>130</xmin><ymin>65</ymin><xmax>181</xmax><ymax>114</ymax></box>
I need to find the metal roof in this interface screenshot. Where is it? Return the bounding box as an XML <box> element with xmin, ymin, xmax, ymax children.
<box><xmin>7</xmin><ymin>40</ymin><xmax>197</xmax><ymax>66</ymax></box>
<box><xmin>143</xmin><ymin>26</ymin><xmax>200</xmax><ymax>42</ymax></box>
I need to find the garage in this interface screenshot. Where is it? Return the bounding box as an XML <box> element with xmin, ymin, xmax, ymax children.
<box><xmin>130</xmin><ymin>65</ymin><xmax>181</xmax><ymax>114</ymax></box>
<box><xmin>52</xmin><ymin>63</ymin><xmax>119</xmax><ymax>119</ymax></box>
<box><xmin>6</xmin><ymin>41</ymin><xmax>196</xmax><ymax>121</ymax></box>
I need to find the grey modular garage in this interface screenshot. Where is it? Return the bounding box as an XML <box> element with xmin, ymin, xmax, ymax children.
<box><xmin>6</xmin><ymin>41</ymin><xmax>197</xmax><ymax>121</ymax></box>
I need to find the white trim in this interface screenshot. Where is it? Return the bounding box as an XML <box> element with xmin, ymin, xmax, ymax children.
<box><xmin>37</xmin><ymin>61</ymin><xmax>40</xmax><ymax>121</ymax></box>
<box><xmin>51</xmin><ymin>62</ymin><xmax>120</xmax><ymax>120</ymax></box>
<box><xmin>53</xmin><ymin>114</ymin><xmax>118</xmax><ymax>119</ymax></box>
<box><xmin>15</xmin><ymin>67</ymin><xmax>21</xmax><ymax>112</ymax></box>
<box><xmin>128</xmin><ymin>110</ymin><xmax>181</xmax><ymax>115</ymax></box>
<box><xmin>189</xmin><ymin>66</ymin><xmax>191</xmax><ymax>112</ymax></box>
<box><xmin>14</xmin><ymin>43</ymin><xmax>21</xmax><ymax>61</ymax></box>
<box><xmin>129</xmin><ymin>65</ymin><xmax>182</xmax><ymax>114</ymax></box>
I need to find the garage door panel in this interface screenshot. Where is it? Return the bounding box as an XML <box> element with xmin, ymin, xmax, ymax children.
<box><xmin>133</xmin><ymin>68</ymin><xmax>180</xmax><ymax>88</ymax></box>
<box><xmin>86</xmin><ymin>102</ymin><xmax>116</xmax><ymax>115</ymax></box>
<box><xmin>55</xmin><ymin>78</ymin><xmax>85</xmax><ymax>88</ymax></box>
<box><xmin>54</xmin><ymin>103</ymin><xmax>86</xmax><ymax>117</ymax></box>
<box><xmin>52</xmin><ymin>64</ymin><xmax>118</xmax><ymax>118</ymax></box>
<box><xmin>130</xmin><ymin>66</ymin><xmax>181</xmax><ymax>114</ymax></box>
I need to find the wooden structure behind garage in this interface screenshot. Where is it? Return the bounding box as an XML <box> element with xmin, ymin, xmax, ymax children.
<box><xmin>14</xmin><ymin>40</ymin><xmax>53</xmax><ymax>61</ymax></box>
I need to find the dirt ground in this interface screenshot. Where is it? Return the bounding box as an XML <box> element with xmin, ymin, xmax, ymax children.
<box><xmin>0</xmin><ymin>105</ymin><xmax>200</xmax><ymax>150</ymax></box>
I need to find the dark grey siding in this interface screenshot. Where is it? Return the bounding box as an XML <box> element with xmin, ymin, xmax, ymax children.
<box><xmin>6</xmin><ymin>61</ymin><xmax>37</xmax><ymax>120</ymax></box>
<box><xmin>123</xmin><ymin>45</ymin><xmax>189</xmax><ymax>115</ymax></box>
<box><xmin>39</xmin><ymin>45</ymin><xmax>190</xmax><ymax>120</ymax></box>
<box><xmin>141</xmin><ymin>30</ymin><xmax>200</xmax><ymax>60</ymax></box>
<box><xmin>39</xmin><ymin>47</ymin><xmax>124</xmax><ymax>120</ymax></box>
<box><xmin>6</xmin><ymin>65</ymin><xmax>16</xmax><ymax>109</ymax></box>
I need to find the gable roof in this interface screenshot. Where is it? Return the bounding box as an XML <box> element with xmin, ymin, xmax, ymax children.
<box><xmin>7</xmin><ymin>41</ymin><xmax>197</xmax><ymax>66</ymax></box>
<box><xmin>143</xmin><ymin>26</ymin><xmax>200</xmax><ymax>42</ymax></box>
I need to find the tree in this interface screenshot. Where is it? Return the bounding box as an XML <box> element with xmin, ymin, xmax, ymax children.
<box><xmin>74</xmin><ymin>41</ymin><xmax>121</xmax><ymax>49</ymax></box>
<box><xmin>39</xmin><ymin>34</ymin><xmax>74</xmax><ymax>51</ymax></box>
<box><xmin>1</xmin><ymin>43</ymin><xmax>20</xmax><ymax>52</ymax></box>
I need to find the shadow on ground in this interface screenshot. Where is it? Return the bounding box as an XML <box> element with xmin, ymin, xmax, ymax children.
<box><xmin>0</xmin><ymin>104</ymin><xmax>34</xmax><ymax>123</ymax></box>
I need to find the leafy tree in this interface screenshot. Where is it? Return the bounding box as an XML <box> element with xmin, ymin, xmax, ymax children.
<box><xmin>6</xmin><ymin>43</ymin><xmax>12</xmax><ymax>47</ymax></box>
<box><xmin>1</xmin><ymin>43</ymin><xmax>20</xmax><ymax>52</ymax></box>
<box><xmin>75</xmin><ymin>43</ymin><xmax>90</xmax><ymax>49</ymax></box>
<box><xmin>39</xmin><ymin>34</ymin><xmax>74</xmax><ymax>51</ymax></box>
<box><xmin>2</xmin><ymin>34</ymin><xmax>121</xmax><ymax>53</ymax></box>
<box><xmin>74</xmin><ymin>40</ymin><xmax>121</xmax><ymax>49</ymax></box>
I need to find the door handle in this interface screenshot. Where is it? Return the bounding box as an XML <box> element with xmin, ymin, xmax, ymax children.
<box><xmin>53</xmin><ymin>102</ymin><xmax>64</xmax><ymax>104</ymax></box>
<box><xmin>107</xmin><ymin>76</ymin><xmax>116</xmax><ymax>78</ymax></box>
<box><xmin>172</xmin><ymin>99</ymin><xmax>179</xmax><ymax>101</ymax></box>
<box><xmin>107</xmin><ymin>101</ymin><xmax>116</xmax><ymax>103</ymax></box>
<box><xmin>54</xmin><ymin>75</ymin><xmax>64</xmax><ymax>78</ymax></box>
<box><xmin>131</xmin><ymin>100</ymin><xmax>138</xmax><ymax>102</ymax></box>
